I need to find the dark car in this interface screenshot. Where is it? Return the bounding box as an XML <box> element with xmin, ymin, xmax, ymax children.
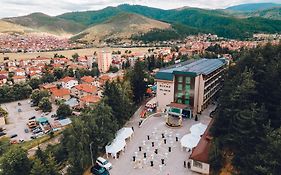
<box><xmin>91</xmin><ymin>164</ymin><xmax>110</xmax><ymax>175</ymax></box>
<box><xmin>0</xmin><ymin>132</ymin><xmax>6</xmax><ymax>137</ymax></box>
<box><xmin>30</xmin><ymin>135</ymin><xmax>37</xmax><ymax>139</ymax></box>
<box><xmin>18</xmin><ymin>102</ymin><xmax>22</xmax><ymax>106</ymax></box>
<box><xmin>10</xmin><ymin>134</ymin><xmax>18</xmax><ymax>138</ymax></box>
<box><xmin>29</xmin><ymin>116</ymin><xmax>36</xmax><ymax>120</ymax></box>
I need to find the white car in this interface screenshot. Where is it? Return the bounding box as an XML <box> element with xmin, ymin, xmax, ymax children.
<box><xmin>96</xmin><ymin>157</ymin><xmax>112</xmax><ymax>170</ymax></box>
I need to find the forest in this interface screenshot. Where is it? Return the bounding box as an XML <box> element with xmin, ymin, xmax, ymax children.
<box><xmin>210</xmin><ymin>43</ymin><xmax>281</xmax><ymax>174</ymax></box>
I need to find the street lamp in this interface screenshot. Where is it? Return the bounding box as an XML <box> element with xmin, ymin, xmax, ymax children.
<box><xmin>89</xmin><ymin>141</ymin><xmax>94</xmax><ymax>166</ymax></box>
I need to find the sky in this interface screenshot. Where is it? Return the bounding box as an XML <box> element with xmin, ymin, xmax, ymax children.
<box><xmin>0</xmin><ymin>0</ymin><xmax>280</xmax><ymax>18</ymax></box>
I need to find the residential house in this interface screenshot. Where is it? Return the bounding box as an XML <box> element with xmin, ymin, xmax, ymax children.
<box><xmin>50</xmin><ymin>88</ymin><xmax>71</xmax><ymax>101</ymax></box>
<box><xmin>59</xmin><ymin>76</ymin><xmax>78</xmax><ymax>89</ymax></box>
<box><xmin>13</xmin><ymin>75</ymin><xmax>26</xmax><ymax>83</ymax></box>
<box><xmin>79</xmin><ymin>95</ymin><xmax>101</xmax><ymax>107</ymax></box>
<box><xmin>0</xmin><ymin>70</ymin><xmax>8</xmax><ymax>77</ymax></box>
<box><xmin>71</xmin><ymin>84</ymin><xmax>98</xmax><ymax>98</ymax></box>
<box><xmin>14</xmin><ymin>69</ymin><xmax>26</xmax><ymax>76</ymax></box>
<box><xmin>81</xmin><ymin>76</ymin><xmax>94</xmax><ymax>85</ymax></box>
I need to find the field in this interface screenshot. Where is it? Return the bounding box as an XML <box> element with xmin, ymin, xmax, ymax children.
<box><xmin>0</xmin><ymin>47</ymin><xmax>151</xmax><ymax>62</ymax></box>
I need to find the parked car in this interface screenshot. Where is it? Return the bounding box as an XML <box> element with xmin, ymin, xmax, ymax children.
<box><xmin>91</xmin><ymin>164</ymin><xmax>110</xmax><ymax>175</ymax></box>
<box><xmin>27</xmin><ymin>121</ymin><xmax>37</xmax><ymax>128</ymax></box>
<box><xmin>0</xmin><ymin>132</ymin><xmax>6</xmax><ymax>137</ymax></box>
<box><xmin>96</xmin><ymin>157</ymin><xmax>112</xmax><ymax>170</ymax></box>
<box><xmin>35</xmin><ymin>107</ymin><xmax>40</xmax><ymax>111</ymax></box>
<box><xmin>29</xmin><ymin>116</ymin><xmax>36</xmax><ymax>120</ymax></box>
<box><xmin>30</xmin><ymin>135</ymin><xmax>37</xmax><ymax>139</ymax></box>
<box><xmin>10</xmin><ymin>134</ymin><xmax>18</xmax><ymax>138</ymax></box>
<box><xmin>18</xmin><ymin>102</ymin><xmax>22</xmax><ymax>106</ymax></box>
<box><xmin>18</xmin><ymin>108</ymin><xmax>22</xmax><ymax>112</ymax></box>
<box><xmin>51</xmin><ymin>114</ymin><xmax>57</xmax><ymax>118</ymax></box>
<box><xmin>19</xmin><ymin>139</ymin><xmax>24</xmax><ymax>143</ymax></box>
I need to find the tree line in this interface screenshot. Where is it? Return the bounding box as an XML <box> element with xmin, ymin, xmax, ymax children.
<box><xmin>210</xmin><ymin>43</ymin><xmax>281</xmax><ymax>174</ymax></box>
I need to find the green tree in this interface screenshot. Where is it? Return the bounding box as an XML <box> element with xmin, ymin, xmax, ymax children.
<box><xmin>45</xmin><ymin>154</ymin><xmax>60</xmax><ymax>175</ymax></box>
<box><xmin>53</xmin><ymin>68</ymin><xmax>65</xmax><ymax>80</ymax></box>
<box><xmin>56</xmin><ymin>104</ymin><xmax>72</xmax><ymax>119</ymax></box>
<box><xmin>42</xmin><ymin>72</ymin><xmax>55</xmax><ymax>83</ymax></box>
<box><xmin>31</xmin><ymin>90</ymin><xmax>50</xmax><ymax>106</ymax></box>
<box><xmin>130</xmin><ymin>59</ymin><xmax>146</xmax><ymax>103</ymax></box>
<box><xmin>72</xmin><ymin>53</ymin><xmax>79</xmax><ymax>62</ymax></box>
<box><xmin>103</xmin><ymin>81</ymin><xmax>133</xmax><ymax>126</ymax></box>
<box><xmin>0</xmin><ymin>147</ymin><xmax>31</xmax><ymax>175</ymax></box>
<box><xmin>30</xmin><ymin>158</ymin><xmax>48</xmax><ymax>175</ymax></box>
<box><xmin>28</xmin><ymin>78</ymin><xmax>42</xmax><ymax>90</ymax></box>
<box><xmin>38</xmin><ymin>97</ymin><xmax>52</xmax><ymax>112</ymax></box>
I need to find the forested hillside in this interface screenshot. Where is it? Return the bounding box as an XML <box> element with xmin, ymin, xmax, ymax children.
<box><xmin>210</xmin><ymin>44</ymin><xmax>281</xmax><ymax>174</ymax></box>
<box><xmin>58</xmin><ymin>4</ymin><xmax>281</xmax><ymax>39</ymax></box>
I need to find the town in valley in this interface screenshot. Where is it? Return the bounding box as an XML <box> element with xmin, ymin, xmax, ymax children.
<box><xmin>0</xmin><ymin>1</ymin><xmax>281</xmax><ymax>175</ymax></box>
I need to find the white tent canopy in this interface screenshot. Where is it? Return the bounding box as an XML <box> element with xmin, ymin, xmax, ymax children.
<box><xmin>190</xmin><ymin>123</ymin><xmax>207</xmax><ymax>136</ymax></box>
<box><xmin>105</xmin><ymin>127</ymin><xmax>134</xmax><ymax>159</ymax></box>
<box><xmin>116</xmin><ymin>127</ymin><xmax>134</xmax><ymax>141</ymax></box>
<box><xmin>105</xmin><ymin>139</ymin><xmax>126</xmax><ymax>159</ymax></box>
<box><xmin>180</xmin><ymin>134</ymin><xmax>201</xmax><ymax>149</ymax></box>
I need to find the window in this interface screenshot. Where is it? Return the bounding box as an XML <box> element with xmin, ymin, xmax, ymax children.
<box><xmin>178</xmin><ymin>84</ymin><xmax>183</xmax><ymax>91</ymax></box>
<box><xmin>193</xmin><ymin>161</ymin><xmax>203</xmax><ymax>169</ymax></box>
<box><xmin>186</xmin><ymin>84</ymin><xmax>190</xmax><ymax>91</ymax></box>
<box><xmin>177</xmin><ymin>92</ymin><xmax>183</xmax><ymax>98</ymax></box>
<box><xmin>178</xmin><ymin>76</ymin><xmax>183</xmax><ymax>83</ymax></box>
<box><xmin>186</xmin><ymin>77</ymin><xmax>191</xmax><ymax>84</ymax></box>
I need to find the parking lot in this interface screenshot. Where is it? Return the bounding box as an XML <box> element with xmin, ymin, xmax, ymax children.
<box><xmin>1</xmin><ymin>99</ymin><xmax>58</xmax><ymax>142</ymax></box>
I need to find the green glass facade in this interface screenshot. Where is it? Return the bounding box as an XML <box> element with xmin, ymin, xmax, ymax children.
<box><xmin>174</xmin><ymin>75</ymin><xmax>194</xmax><ymax>106</ymax></box>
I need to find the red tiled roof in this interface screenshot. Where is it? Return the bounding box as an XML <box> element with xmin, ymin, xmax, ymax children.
<box><xmin>189</xmin><ymin>119</ymin><xmax>214</xmax><ymax>163</ymax></box>
<box><xmin>81</xmin><ymin>76</ymin><xmax>94</xmax><ymax>83</ymax></box>
<box><xmin>80</xmin><ymin>95</ymin><xmax>100</xmax><ymax>103</ymax></box>
<box><xmin>41</xmin><ymin>83</ymin><xmax>57</xmax><ymax>89</ymax></box>
<box><xmin>59</xmin><ymin>76</ymin><xmax>76</xmax><ymax>83</ymax></box>
<box><xmin>51</xmin><ymin>88</ymin><xmax>70</xmax><ymax>97</ymax></box>
<box><xmin>75</xmin><ymin>84</ymin><xmax>97</xmax><ymax>93</ymax></box>
<box><xmin>15</xmin><ymin>68</ymin><xmax>25</xmax><ymax>72</ymax></box>
<box><xmin>13</xmin><ymin>75</ymin><xmax>26</xmax><ymax>80</ymax></box>
<box><xmin>0</xmin><ymin>70</ymin><xmax>8</xmax><ymax>75</ymax></box>
<box><xmin>99</xmin><ymin>75</ymin><xmax>110</xmax><ymax>81</ymax></box>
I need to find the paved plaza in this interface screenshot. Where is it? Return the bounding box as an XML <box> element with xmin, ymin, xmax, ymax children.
<box><xmin>107</xmin><ymin>104</ymin><xmax>216</xmax><ymax>175</ymax></box>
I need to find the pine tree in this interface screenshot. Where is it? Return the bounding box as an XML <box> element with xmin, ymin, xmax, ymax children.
<box><xmin>30</xmin><ymin>158</ymin><xmax>48</xmax><ymax>175</ymax></box>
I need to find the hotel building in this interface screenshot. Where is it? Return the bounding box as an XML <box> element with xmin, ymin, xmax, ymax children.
<box><xmin>155</xmin><ymin>58</ymin><xmax>227</xmax><ymax>117</ymax></box>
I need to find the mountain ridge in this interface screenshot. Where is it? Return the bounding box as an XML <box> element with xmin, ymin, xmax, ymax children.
<box><xmin>226</xmin><ymin>3</ymin><xmax>281</xmax><ymax>12</ymax></box>
<box><xmin>73</xmin><ymin>13</ymin><xmax>171</xmax><ymax>43</ymax></box>
<box><xmin>3</xmin><ymin>12</ymin><xmax>86</xmax><ymax>36</ymax></box>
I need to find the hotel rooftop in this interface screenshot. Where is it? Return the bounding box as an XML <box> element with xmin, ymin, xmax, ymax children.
<box><xmin>156</xmin><ymin>58</ymin><xmax>226</xmax><ymax>81</ymax></box>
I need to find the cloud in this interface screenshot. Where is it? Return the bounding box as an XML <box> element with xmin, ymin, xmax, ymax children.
<box><xmin>0</xmin><ymin>0</ymin><xmax>280</xmax><ymax>18</ymax></box>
